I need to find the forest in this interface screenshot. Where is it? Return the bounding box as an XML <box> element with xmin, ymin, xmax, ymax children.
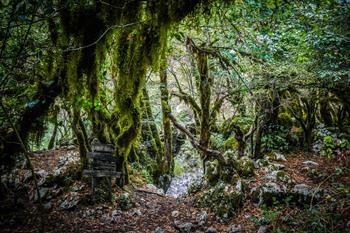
<box><xmin>0</xmin><ymin>0</ymin><xmax>349</xmax><ymax>232</ymax></box>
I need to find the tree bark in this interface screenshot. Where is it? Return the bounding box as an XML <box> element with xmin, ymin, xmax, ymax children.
<box><xmin>160</xmin><ymin>55</ymin><xmax>173</xmax><ymax>174</ymax></box>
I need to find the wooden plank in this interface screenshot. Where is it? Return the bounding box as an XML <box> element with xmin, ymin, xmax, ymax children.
<box><xmin>92</xmin><ymin>161</ymin><xmax>116</xmax><ymax>168</ymax></box>
<box><xmin>87</xmin><ymin>152</ymin><xmax>118</xmax><ymax>162</ymax></box>
<box><xmin>83</xmin><ymin>170</ymin><xmax>121</xmax><ymax>177</ymax></box>
<box><xmin>92</xmin><ymin>165</ymin><xmax>116</xmax><ymax>171</ymax></box>
<box><xmin>92</xmin><ymin>144</ymin><xmax>114</xmax><ymax>153</ymax></box>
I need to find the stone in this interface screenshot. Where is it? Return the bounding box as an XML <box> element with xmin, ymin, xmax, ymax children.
<box><xmin>119</xmin><ymin>192</ymin><xmax>133</xmax><ymax>210</ymax></box>
<box><xmin>131</xmin><ymin>209</ymin><xmax>142</xmax><ymax>216</ymax></box>
<box><xmin>228</xmin><ymin>224</ymin><xmax>242</xmax><ymax>233</ymax></box>
<box><xmin>205</xmin><ymin>159</ymin><xmax>220</xmax><ymax>183</ymax></box>
<box><xmin>36</xmin><ymin>169</ymin><xmax>49</xmax><ymax>186</ymax></box>
<box><xmin>255</xmin><ymin>159</ymin><xmax>269</xmax><ymax>168</ymax></box>
<box><xmin>251</xmin><ymin>182</ymin><xmax>287</xmax><ymax>206</ymax></box>
<box><xmin>154</xmin><ymin>226</ymin><xmax>165</xmax><ymax>233</ymax></box>
<box><xmin>265</xmin><ymin>170</ymin><xmax>292</xmax><ymax>184</ymax></box>
<box><xmin>275</xmin><ymin>153</ymin><xmax>287</xmax><ymax>161</ymax></box>
<box><xmin>302</xmin><ymin>161</ymin><xmax>319</xmax><ymax>168</ymax></box>
<box><xmin>43</xmin><ymin>201</ymin><xmax>52</xmax><ymax>210</ymax></box>
<box><xmin>267</xmin><ymin>163</ymin><xmax>285</xmax><ymax>171</ymax></box>
<box><xmin>34</xmin><ymin>187</ymin><xmax>49</xmax><ymax>202</ymax></box>
<box><xmin>292</xmin><ymin>183</ymin><xmax>322</xmax><ymax>202</ymax></box>
<box><xmin>206</xmin><ymin>226</ymin><xmax>218</xmax><ymax>233</ymax></box>
<box><xmin>235</xmin><ymin>179</ymin><xmax>243</xmax><ymax>192</ymax></box>
<box><xmin>257</xmin><ymin>226</ymin><xmax>268</xmax><ymax>233</ymax></box>
<box><xmin>59</xmin><ymin>192</ymin><xmax>80</xmax><ymax>210</ymax></box>
<box><xmin>236</xmin><ymin>156</ymin><xmax>255</xmax><ymax>177</ymax></box>
<box><xmin>171</xmin><ymin>210</ymin><xmax>180</xmax><ymax>218</ymax></box>
<box><xmin>174</xmin><ymin>221</ymin><xmax>193</xmax><ymax>233</ymax></box>
<box><xmin>194</xmin><ymin>181</ymin><xmax>243</xmax><ymax>220</ymax></box>
<box><xmin>196</xmin><ymin>210</ymin><xmax>208</xmax><ymax>225</ymax></box>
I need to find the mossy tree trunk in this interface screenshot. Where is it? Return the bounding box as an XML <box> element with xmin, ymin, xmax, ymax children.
<box><xmin>160</xmin><ymin>54</ymin><xmax>174</xmax><ymax>175</ymax></box>
<box><xmin>48</xmin><ymin>106</ymin><xmax>59</xmax><ymax>150</ymax></box>
<box><xmin>142</xmin><ymin>87</ymin><xmax>163</xmax><ymax>161</ymax></box>
<box><xmin>72</xmin><ymin>107</ymin><xmax>90</xmax><ymax>169</ymax></box>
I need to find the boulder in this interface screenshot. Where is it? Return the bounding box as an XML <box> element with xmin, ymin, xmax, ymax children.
<box><xmin>194</xmin><ymin>181</ymin><xmax>243</xmax><ymax>221</ymax></box>
<box><xmin>255</xmin><ymin>159</ymin><xmax>269</xmax><ymax>168</ymax></box>
<box><xmin>236</xmin><ymin>156</ymin><xmax>255</xmax><ymax>177</ymax></box>
<box><xmin>205</xmin><ymin>159</ymin><xmax>220</xmax><ymax>183</ymax></box>
<box><xmin>251</xmin><ymin>182</ymin><xmax>287</xmax><ymax>206</ymax></box>
<box><xmin>266</xmin><ymin>152</ymin><xmax>286</xmax><ymax>161</ymax></box>
<box><xmin>119</xmin><ymin>192</ymin><xmax>134</xmax><ymax>210</ymax></box>
<box><xmin>174</xmin><ymin>221</ymin><xmax>194</xmax><ymax>233</ymax></box>
<box><xmin>265</xmin><ymin>170</ymin><xmax>292</xmax><ymax>184</ymax></box>
<box><xmin>292</xmin><ymin>184</ymin><xmax>322</xmax><ymax>203</ymax></box>
<box><xmin>267</xmin><ymin>163</ymin><xmax>285</xmax><ymax>172</ymax></box>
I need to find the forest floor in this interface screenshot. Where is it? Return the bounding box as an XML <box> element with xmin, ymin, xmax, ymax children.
<box><xmin>1</xmin><ymin>148</ymin><xmax>349</xmax><ymax>233</ymax></box>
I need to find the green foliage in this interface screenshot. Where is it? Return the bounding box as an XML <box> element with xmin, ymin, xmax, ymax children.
<box><xmin>262</xmin><ymin>125</ymin><xmax>292</xmax><ymax>152</ymax></box>
<box><xmin>223</xmin><ymin>136</ymin><xmax>238</xmax><ymax>151</ymax></box>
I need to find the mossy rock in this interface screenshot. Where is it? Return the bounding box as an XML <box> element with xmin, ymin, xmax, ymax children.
<box><xmin>224</xmin><ymin>137</ymin><xmax>238</xmax><ymax>150</ymax></box>
<box><xmin>251</xmin><ymin>182</ymin><xmax>287</xmax><ymax>206</ymax></box>
<box><xmin>118</xmin><ymin>192</ymin><xmax>134</xmax><ymax>210</ymax></box>
<box><xmin>256</xmin><ymin>159</ymin><xmax>269</xmax><ymax>167</ymax></box>
<box><xmin>205</xmin><ymin>159</ymin><xmax>220</xmax><ymax>184</ymax></box>
<box><xmin>194</xmin><ymin>181</ymin><xmax>243</xmax><ymax>221</ymax></box>
<box><xmin>235</xmin><ymin>156</ymin><xmax>255</xmax><ymax>177</ymax></box>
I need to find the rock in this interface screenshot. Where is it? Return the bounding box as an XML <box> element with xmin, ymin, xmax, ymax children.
<box><xmin>206</xmin><ymin>226</ymin><xmax>218</xmax><ymax>233</ymax></box>
<box><xmin>275</xmin><ymin>153</ymin><xmax>287</xmax><ymax>161</ymax></box>
<box><xmin>34</xmin><ymin>187</ymin><xmax>49</xmax><ymax>202</ymax></box>
<box><xmin>59</xmin><ymin>192</ymin><xmax>80</xmax><ymax>210</ymax></box>
<box><xmin>265</xmin><ymin>170</ymin><xmax>292</xmax><ymax>184</ymax></box>
<box><xmin>302</xmin><ymin>161</ymin><xmax>319</xmax><ymax>168</ymax></box>
<box><xmin>228</xmin><ymin>224</ymin><xmax>242</xmax><ymax>233</ymax></box>
<box><xmin>235</xmin><ymin>179</ymin><xmax>243</xmax><ymax>192</ymax></box>
<box><xmin>171</xmin><ymin>210</ymin><xmax>180</xmax><ymax>218</ymax></box>
<box><xmin>119</xmin><ymin>192</ymin><xmax>133</xmax><ymax>210</ymax></box>
<box><xmin>23</xmin><ymin>170</ymin><xmax>33</xmax><ymax>182</ymax></box>
<box><xmin>267</xmin><ymin>163</ymin><xmax>285</xmax><ymax>171</ymax></box>
<box><xmin>236</xmin><ymin>156</ymin><xmax>255</xmax><ymax>177</ymax></box>
<box><xmin>43</xmin><ymin>201</ymin><xmax>52</xmax><ymax>210</ymax></box>
<box><xmin>257</xmin><ymin>226</ymin><xmax>268</xmax><ymax>233</ymax></box>
<box><xmin>67</xmin><ymin>145</ymin><xmax>76</xmax><ymax>150</ymax></box>
<box><xmin>36</xmin><ymin>169</ymin><xmax>49</xmax><ymax>186</ymax></box>
<box><xmin>131</xmin><ymin>209</ymin><xmax>142</xmax><ymax>216</ymax></box>
<box><xmin>255</xmin><ymin>159</ymin><xmax>269</xmax><ymax>168</ymax></box>
<box><xmin>194</xmin><ymin>181</ymin><xmax>243</xmax><ymax>220</ymax></box>
<box><xmin>251</xmin><ymin>182</ymin><xmax>287</xmax><ymax>206</ymax></box>
<box><xmin>154</xmin><ymin>226</ymin><xmax>165</xmax><ymax>233</ymax></box>
<box><xmin>266</xmin><ymin>152</ymin><xmax>286</xmax><ymax>161</ymax></box>
<box><xmin>205</xmin><ymin>159</ymin><xmax>220</xmax><ymax>183</ymax></box>
<box><xmin>110</xmin><ymin>209</ymin><xmax>122</xmax><ymax>222</ymax></box>
<box><xmin>292</xmin><ymin>184</ymin><xmax>322</xmax><ymax>203</ymax></box>
<box><xmin>196</xmin><ymin>210</ymin><xmax>208</xmax><ymax>225</ymax></box>
<box><xmin>174</xmin><ymin>221</ymin><xmax>193</xmax><ymax>233</ymax></box>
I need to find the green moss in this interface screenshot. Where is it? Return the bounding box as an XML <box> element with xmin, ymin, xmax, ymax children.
<box><xmin>224</xmin><ymin>136</ymin><xmax>239</xmax><ymax>150</ymax></box>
